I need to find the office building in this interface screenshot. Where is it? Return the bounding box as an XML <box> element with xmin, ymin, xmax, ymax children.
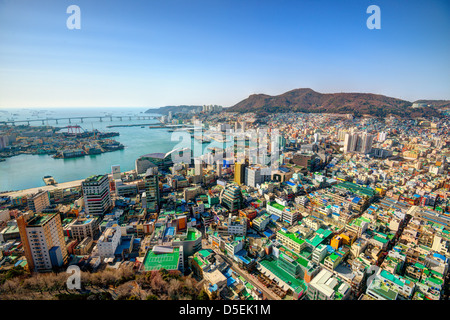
<box><xmin>245</xmin><ymin>165</ymin><xmax>271</xmax><ymax>188</ymax></box>
<box><xmin>82</xmin><ymin>175</ymin><xmax>112</xmax><ymax>215</ymax></box>
<box><xmin>220</xmin><ymin>184</ymin><xmax>244</xmax><ymax>213</ymax></box>
<box><xmin>234</xmin><ymin>162</ymin><xmax>246</xmax><ymax>185</ymax></box>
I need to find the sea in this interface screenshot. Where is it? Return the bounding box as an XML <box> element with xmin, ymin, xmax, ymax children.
<box><xmin>0</xmin><ymin>107</ymin><xmax>211</xmax><ymax>192</ymax></box>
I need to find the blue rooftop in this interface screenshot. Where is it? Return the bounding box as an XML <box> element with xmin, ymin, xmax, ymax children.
<box><xmin>270</xmin><ymin>214</ymin><xmax>280</xmax><ymax>221</ymax></box>
<box><xmin>433</xmin><ymin>253</ymin><xmax>446</xmax><ymax>262</ymax></box>
<box><xmin>263</xmin><ymin>230</ymin><xmax>274</xmax><ymax>237</ymax></box>
<box><xmin>165</xmin><ymin>227</ymin><xmax>175</xmax><ymax>237</ymax></box>
<box><xmin>114</xmin><ymin>239</ymin><xmax>132</xmax><ymax>255</ymax></box>
<box><xmin>352</xmin><ymin>197</ymin><xmax>361</xmax><ymax>203</ymax></box>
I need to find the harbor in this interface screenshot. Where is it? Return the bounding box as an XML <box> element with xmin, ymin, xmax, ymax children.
<box><xmin>0</xmin><ymin>124</ymin><xmax>124</xmax><ymax>159</ymax></box>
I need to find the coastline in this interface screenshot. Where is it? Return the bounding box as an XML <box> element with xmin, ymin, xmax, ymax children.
<box><xmin>1</xmin><ymin>169</ymin><xmax>136</xmax><ymax>198</ymax></box>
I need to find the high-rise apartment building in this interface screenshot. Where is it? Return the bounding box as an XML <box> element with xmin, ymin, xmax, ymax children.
<box><xmin>194</xmin><ymin>159</ymin><xmax>203</xmax><ymax>178</ymax></box>
<box><xmin>344</xmin><ymin>132</ymin><xmax>374</xmax><ymax>154</ymax></box>
<box><xmin>17</xmin><ymin>213</ymin><xmax>68</xmax><ymax>272</ymax></box>
<box><xmin>216</xmin><ymin>160</ymin><xmax>222</xmax><ymax>178</ymax></box>
<box><xmin>144</xmin><ymin>167</ymin><xmax>160</xmax><ymax>212</ymax></box>
<box><xmin>82</xmin><ymin>175</ymin><xmax>112</xmax><ymax>215</ymax></box>
<box><xmin>234</xmin><ymin>162</ymin><xmax>246</xmax><ymax>185</ymax></box>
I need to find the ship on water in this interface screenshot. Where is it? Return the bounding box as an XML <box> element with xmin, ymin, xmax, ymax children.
<box><xmin>53</xmin><ymin>149</ymin><xmax>86</xmax><ymax>159</ymax></box>
<box><xmin>43</xmin><ymin>175</ymin><xmax>57</xmax><ymax>185</ymax></box>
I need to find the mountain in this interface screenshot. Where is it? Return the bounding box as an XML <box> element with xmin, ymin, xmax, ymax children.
<box><xmin>227</xmin><ymin>88</ymin><xmax>444</xmax><ymax>118</ymax></box>
<box><xmin>145</xmin><ymin>105</ymin><xmax>202</xmax><ymax>115</ymax></box>
<box><xmin>413</xmin><ymin>100</ymin><xmax>450</xmax><ymax>109</ymax></box>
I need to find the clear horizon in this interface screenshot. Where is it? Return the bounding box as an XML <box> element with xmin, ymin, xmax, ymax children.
<box><xmin>1</xmin><ymin>0</ymin><xmax>449</xmax><ymax>108</ymax></box>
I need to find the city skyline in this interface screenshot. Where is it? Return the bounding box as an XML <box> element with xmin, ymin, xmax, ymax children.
<box><xmin>0</xmin><ymin>0</ymin><xmax>449</xmax><ymax>108</ymax></box>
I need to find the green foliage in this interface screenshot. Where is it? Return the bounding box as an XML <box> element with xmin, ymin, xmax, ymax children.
<box><xmin>196</xmin><ymin>289</ymin><xmax>210</xmax><ymax>300</ymax></box>
<box><xmin>0</xmin><ymin>266</ymin><xmax>26</xmax><ymax>285</ymax></box>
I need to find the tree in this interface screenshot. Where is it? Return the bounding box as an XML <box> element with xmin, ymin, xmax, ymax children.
<box><xmin>196</xmin><ymin>289</ymin><xmax>210</xmax><ymax>300</ymax></box>
<box><xmin>210</xmin><ymin>290</ymin><xmax>220</xmax><ymax>300</ymax></box>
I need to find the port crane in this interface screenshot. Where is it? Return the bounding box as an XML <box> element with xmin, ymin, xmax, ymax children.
<box><xmin>61</xmin><ymin>125</ymin><xmax>86</xmax><ymax>135</ymax></box>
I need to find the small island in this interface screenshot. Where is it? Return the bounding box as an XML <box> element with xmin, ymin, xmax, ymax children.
<box><xmin>0</xmin><ymin>124</ymin><xmax>124</xmax><ymax>159</ymax></box>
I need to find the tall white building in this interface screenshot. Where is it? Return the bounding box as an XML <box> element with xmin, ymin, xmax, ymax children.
<box><xmin>216</xmin><ymin>160</ymin><xmax>222</xmax><ymax>178</ymax></box>
<box><xmin>245</xmin><ymin>165</ymin><xmax>271</xmax><ymax>188</ymax></box>
<box><xmin>343</xmin><ymin>132</ymin><xmax>374</xmax><ymax>154</ymax></box>
<box><xmin>360</xmin><ymin>132</ymin><xmax>374</xmax><ymax>154</ymax></box>
<box><xmin>96</xmin><ymin>224</ymin><xmax>121</xmax><ymax>259</ymax></box>
<box><xmin>377</xmin><ymin>131</ymin><xmax>387</xmax><ymax>142</ymax></box>
<box><xmin>82</xmin><ymin>175</ymin><xmax>112</xmax><ymax>215</ymax></box>
<box><xmin>194</xmin><ymin>159</ymin><xmax>203</xmax><ymax>178</ymax></box>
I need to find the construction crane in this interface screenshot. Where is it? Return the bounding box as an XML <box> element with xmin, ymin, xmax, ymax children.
<box><xmin>62</xmin><ymin>125</ymin><xmax>86</xmax><ymax>135</ymax></box>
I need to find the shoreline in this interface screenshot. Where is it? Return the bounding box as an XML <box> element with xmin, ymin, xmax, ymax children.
<box><xmin>0</xmin><ymin>169</ymin><xmax>136</xmax><ymax>198</ymax></box>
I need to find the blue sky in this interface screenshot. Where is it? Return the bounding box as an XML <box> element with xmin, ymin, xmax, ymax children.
<box><xmin>0</xmin><ymin>0</ymin><xmax>449</xmax><ymax>108</ymax></box>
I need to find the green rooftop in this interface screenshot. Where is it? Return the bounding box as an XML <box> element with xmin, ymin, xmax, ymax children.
<box><xmin>373</xmin><ymin>236</ymin><xmax>389</xmax><ymax>244</ymax></box>
<box><xmin>328</xmin><ymin>253</ymin><xmax>340</xmax><ymax>262</ymax></box>
<box><xmin>143</xmin><ymin>247</ymin><xmax>180</xmax><ymax>271</ymax></box>
<box><xmin>380</xmin><ymin>270</ymin><xmax>405</xmax><ymax>287</ymax></box>
<box><xmin>259</xmin><ymin>258</ymin><xmax>307</xmax><ymax>294</ymax></box>
<box><xmin>306</xmin><ymin>235</ymin><xmax>325</xmax><ymax>248</ymax></box>
<box><xmin>193</xmin><ymin>256</ymin><xmax>205</xmax><ymax>267</ymax></box>
<box><xmin>277</xmin><ymin>229</ymin><xmax>305</xmax><ymax>246</ymax></box>
<box><xmin>268</xmin><ymin>201</ymin><xmax>285</xmax><ymax>211</ymax></box>
<box><xmin>335</xmin><ymin>181</ymin><xmax>375</xmax><ymax>197</ymax></box>
<box><xmin>198</xmin><ymin>249</ymin><xmax>213</xmax><ymax>259</ymax></box>
<box><xmin>186</xmin><ymin>229</ymin><xmax>200</xmax><ymax>241</ymax></box>
<box><xmin>370</xmin><ymin>281</ymin><xmax>398</xmax><ymax>300</ymax></box>
<box><xmin>28</xmin><ymin>214</ymin><xmax>54</xmax><ymax>227</ymax></box>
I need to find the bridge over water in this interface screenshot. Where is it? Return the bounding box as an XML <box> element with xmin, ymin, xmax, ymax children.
<box><xmin>0</xmin><ymin>115</ymin><xmax>158</xmax><ymax>126</ymax></box>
